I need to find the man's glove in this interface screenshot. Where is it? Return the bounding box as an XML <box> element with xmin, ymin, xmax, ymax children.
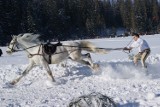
<box><xmin>123</xmin><ymin>47</ymin><xmax>131</xmax><ymax>53</ymax></box>
<box><xmin>123</xmin><ymin>47</ymin><xmax>130</xmax><ymax>50</ymax></box>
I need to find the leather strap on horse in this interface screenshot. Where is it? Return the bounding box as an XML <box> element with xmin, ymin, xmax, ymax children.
<box><xmin>28</xmin><ymin>44</ymin><xmax>43</xmax><ymax>58</ymax></box>
<box><xmin>43</xmin><ymin>42</ymin><xmax>62</xmax><ymax>64</ymax></box>
<box><xmin>62</xmin><ymin>44</ymin><xmax>124</xmax><ymax>51</ymax></box>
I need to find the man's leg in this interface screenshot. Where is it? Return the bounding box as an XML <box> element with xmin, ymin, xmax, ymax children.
<box><xmin>133</xmin><ymin>53</ymin><xmax>141</xmax><ymax>66</ymax></box>
<box><xmin>141</xmin><ymin>51</ymin><xmax>150</xmax><ymax>68</ymax></box>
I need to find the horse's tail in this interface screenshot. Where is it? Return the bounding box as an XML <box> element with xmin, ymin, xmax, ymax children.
<box><xmin>79</xmin><ymin>41</ymin><xmax>109</xmax><ymax>54</ymax></box>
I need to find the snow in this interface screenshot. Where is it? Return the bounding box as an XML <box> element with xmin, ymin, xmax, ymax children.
<box><xmin>0</xmin><ymin>34</ymin><xmax>160</xmax><ymax>107</ymax></box>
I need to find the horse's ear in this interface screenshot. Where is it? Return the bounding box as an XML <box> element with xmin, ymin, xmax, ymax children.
<box><xmin>11</xmin><ymin>35</ymin><xmax>15</xmax><ymax>38</ymax></box>
<box><xmin>17</xmin><ymin>34</ymin><xmax>23</xmax><ymax>38</ymax></box>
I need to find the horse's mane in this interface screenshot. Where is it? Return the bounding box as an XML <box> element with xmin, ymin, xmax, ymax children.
<box><xmin>19</xmin><ymin>33</ymin><xmax>41</xmax><ymax>43</ymax></box>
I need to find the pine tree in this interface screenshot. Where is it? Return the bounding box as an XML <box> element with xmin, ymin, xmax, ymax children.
<box><xmin>102</xmin><ymin>0</ymin><xmax>112</xmax><ymax>28</ymax></box>
<box><xmin>151</xmin><ymin>0</ymin><xmax>159</xmax><ymax>33</ymax></box>
<box><xmin>0</xmin><ymin>0</ymin><xmax>21</xmax><ymax>45</ymax></box>
<box><xmin>134</xmin><ymin>0</ymin><xmax>147</xmax><ymax>33</ymax></box>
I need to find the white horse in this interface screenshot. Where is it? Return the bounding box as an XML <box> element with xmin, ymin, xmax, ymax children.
<box><xmin>6</xmin><ymin>33</ymin><xmax>108</xmax><ymax>85</ymax></box>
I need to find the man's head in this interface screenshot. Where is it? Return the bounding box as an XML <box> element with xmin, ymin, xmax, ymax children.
<box><xmin>132</xmin><ymin>33</ymin><xmax>139</xmax><ymax>41</ymax></box>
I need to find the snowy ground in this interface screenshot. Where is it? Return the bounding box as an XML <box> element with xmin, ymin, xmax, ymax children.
<box><xmin>0</xmin><ymin>34</ymin><xmax>160</xmax><ymax>107</ymax></box>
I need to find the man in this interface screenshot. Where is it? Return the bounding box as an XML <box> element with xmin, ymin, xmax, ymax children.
<box><xmin>123</xmin><ymin>33</ymin><xmax>150</xmax><ymax>68</ymax></box>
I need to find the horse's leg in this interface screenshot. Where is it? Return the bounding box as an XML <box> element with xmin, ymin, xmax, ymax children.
<box><xmin>82</xmin><ymin>53</ymin><xmax>94</xmax><ymax>67</ymax></box>
<box><xmin>70</xmin><ymin>54</ymin><xmax>93</xmax><ymax>70</ymax></box>
<box><xmin>42</xmin><ymin>61</ymin><xmax>55</xmax><ymax>82</ymax></box>
<box><xmin>70</xmin><ymin>50</ymin><xmax>99</xmax><ymax>70</ymax></box>
<box><xmin>81</xmin><ymin>53</ymin><xmax>99</xmax><ymax>70</ymax></box>
<box><xmin>76</xmin><ymin>59</ymin><xmax>99</xmax><ymax>71</ymax></box>
<box><xmin>76</xmin><ymin>59</ymin><xmax>91</xmax><ymax>67</ymax></box>
<box><xmin>10</xmin><ymin>62</ymin><xmax>34</xmax><ymax>85</ymax></box>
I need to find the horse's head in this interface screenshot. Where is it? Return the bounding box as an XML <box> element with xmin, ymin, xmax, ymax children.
<box><xmin>6</xmin><ymin>33</ymin><xmax>40</xmax><ymax>54</ymax></box>
<box><xmin>6</xmin><ymin>35</ymin><xmax>21</xmax><ymax>54</ymax></box>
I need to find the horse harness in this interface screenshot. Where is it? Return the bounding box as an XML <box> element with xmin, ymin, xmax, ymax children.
<box><xmin>26</xmin><ymin>42</ymin><xmax>62</xmax><ymax>64</ymax></box>
<box><xmin>43</xmin><ymin>42</ymin><xmax>62</xmax><ymax>64</ymax></box>
<box><xmin>10</xmin><ymin>39</ymin><xmax>78</xmax><ymax>64</ymax></box>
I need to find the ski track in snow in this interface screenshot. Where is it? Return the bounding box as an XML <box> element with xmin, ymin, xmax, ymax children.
<box><xmin>0</xmin><ymin>35</ymin><xmax>160</xmax><ymax>107</ymax></box>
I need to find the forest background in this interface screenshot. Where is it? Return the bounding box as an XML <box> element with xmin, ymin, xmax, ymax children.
<box><xmin>0</xmin><ymin>0</ymin><xmax>160</xmax><ymax>45</ymax></box>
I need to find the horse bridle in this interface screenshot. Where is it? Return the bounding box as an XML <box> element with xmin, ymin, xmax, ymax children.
<box><xmin>8</xmin><ymin>38</ymin><xmax>19</xmax><ymax>52</ymax></box>
<box><xmin>8</xmin><ymin>37</ymin><xmax>42</xmax><ymax>56</ymax></box>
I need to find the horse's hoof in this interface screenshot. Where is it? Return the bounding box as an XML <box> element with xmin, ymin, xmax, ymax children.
<box><xmin>45</xmin><ymin>80</ymin><xmax>58</xmax><ymax>88</ymax></box>
<box><xmin>91</xmin><ymin>64</ymin><xmax>102</xmax><ymax>75</ymax></box>
<box><xmin>52</xmin><ymin>79</ymin><xmax>56</xmax><ymax>82</ymax></box>
<box><xmin>10</xmin><ymin>80</ymin><xmax>17</xmax><ymax>85</ymax></box>
<box><xmin>3</xmin><ymin>82</ymin><xmax>15</xmax><ymax>88</ymax></box>
<box><xmin>92</xmin><ymin>64</ymin><xmax>100</xmax><ymax>71</ymax></box>
<box><xmin>45</xmin><ymin>80</ymin><xmax>53</xmax><ymax>87</ymax></box>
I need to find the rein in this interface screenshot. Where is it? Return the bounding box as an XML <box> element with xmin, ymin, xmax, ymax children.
<box><xmin>9</xmin><ymin>41</ymin><xmax>125</xmax><ymax>57</ymax></box>
<box><xmin>8</xmin><ymin>44</ymin><xmax>41</xmax><ymax>52</ymax></box>
<box><xmin>123</xmin><ymin>38</ymin><xmax>134</xmax><ymax>54</ymax></box>
<box><xmin>10</xmin><ymin>43</ymin><xmax>124</xmax><ymax>55</ymax></box>
<box><xmin>62</xmin><ymin>44</ymin><xmax>124</xmax><ymax>51</ymax></box>
<box><xmin>8</xmin><ymin>41</ymin><xmax>43</xmax><ymax>58</ymax></box>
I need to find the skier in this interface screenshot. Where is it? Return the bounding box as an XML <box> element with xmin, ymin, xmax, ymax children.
<box><xmin>123</xmin><ymin>33</ymin><xmax>150</xmax><ymax>68</ymax></box>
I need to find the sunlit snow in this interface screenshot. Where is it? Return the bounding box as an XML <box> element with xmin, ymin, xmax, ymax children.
<box><xmin>0</xmin><ymin>34</ymin><xmax>160</xmax><ymax>107</ymax></box>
